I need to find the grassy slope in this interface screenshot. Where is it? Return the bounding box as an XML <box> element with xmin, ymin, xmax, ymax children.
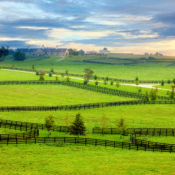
<box><xmin>0</xmin><ymin>144</ymin><xmax>174</xmax><ymax>175</ymax></box>
<box><xmin>1</xmin><ymin>55</ymin><xmax>175</xmax><ymax>80</ymax></box>
<box><xmin>0</xmin><ymin>85</ymin><xmax>133</xmax><ymax>106</ymax></box>
<box><xmin>0</xmin><ymin>105</ymin><xmax>174</xmax><ymax>129</ymax></box>
<box><xmin>0</xmin><ymin>56</ymin><xmax>175</xmax><ymax>175</ymax></box>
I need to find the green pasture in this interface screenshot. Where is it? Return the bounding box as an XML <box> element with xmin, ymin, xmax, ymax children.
<box><xmin>0</xmin><ymin>54</ymin><xmax>175</xmax><ymax>175</ymax></box>
<box><xmin>0</xmin><ymin>85</ymin><xmax>134</xmax><ymax>106</ymax></box>
<box><xmin>0</xmin><ymin>144</ymin><xmax>174</xmax><ymax>175</ymax></box>
<box><xmin>0</xmin><ymin>104</ymin><xmax>174</xmax><ymax>129</ymax></box>
<box><xmin>1</xmin><ymin>55</ymin><xmax>175</xmax><ymax>80</ymax></box>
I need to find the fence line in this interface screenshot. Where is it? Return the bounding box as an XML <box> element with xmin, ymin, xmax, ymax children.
<box><xmin>0</xmin><ymin>118</ymin><xmax>69</xmax><ymax>132</ymax></box>
<box><xmin>0</xmin><ymin>136</ymin><xmax>174</xmax><ymax>153</ymax></box>
<box><xmin>92</xmin><ymin>127</ymin><xmax>175</xmax><ymax>136</ymax></box>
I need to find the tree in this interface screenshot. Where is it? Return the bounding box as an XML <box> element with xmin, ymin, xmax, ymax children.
<box><xmin>93</xmin><ymin>75</ymin><xmax>98</xmax><ymax>80</ymax></box>
<box><xmin>173</xmin><ymin>79</ymin><xmax>175</xmax><ymax>85</ymax></box>
<box><xmin>117</xmin><ymin>118</ymin><xmax>127</xmax><ymax>136</ymax></box>
<box><xmin>110</xmin><ymin>81</ymin><xmax>114</xmax><ymax>86</ymax></box>
<box><xmin>32</xmin><ymin>65</ymin><xmax>35</xmax><ymax>71</ymax></box>
<box><xmin>84</xmin><ymin>68</ymin><xmax>94</xmax><ymax>83</ymax></box>
<box><xmin>13</xmin><ymin>51</ymin><xmax>26</xmax><ymax>61</ymax></box>
<box><xmin>39</xmin><ymin>70</ymin><xmax>46</xmax><ymax>81</ymax></box>
<box><xmin>100</xmin><ymin>116</ymin><xmax>109</xmax><ymax>132</ymax></box>
<box><xmin>95</xmin><ymin>81</ymin><xmax>99</xmax><ymax>86</ymax></box>
<box><xmin>49</xmin><ymin>72</ymin><xmax>52</xmax><ymax>77</ymax></box>
<box><xmin>70</xmin><ymin>113</ymin><xmax>86</xmax><ymax>135</ymax></box>
<box><xmin>45</xmin><ymin>115</ymin><xmax>55</xmax><ymax>136</ymax></box>
<box><xmin>135</xmin><ymin>76</ymin><xmax>139</xmax><ymax>85</ymax></box>
<box><xmin>116</xmin><ymin>81</ymin><xmax>120</xmax><ymax>88</ymax></box>
<box><xmin>78</xmin><ymin>49</ymin><xmax>85</xmax><ymax>55</ymax></box>
<box><xmin>150</xmin><ymin>89</ymin><xmax>157</xmax><ymax>101</ymax></box>
<box><xmin>161</xmin><ymin>80</ymin><xmax>164</xmax><ymax>86</ymax></box>
<box><xmin>0</xmin><ymin>46</ymin><xmax>9</xmax><ymax>61</ymax></box>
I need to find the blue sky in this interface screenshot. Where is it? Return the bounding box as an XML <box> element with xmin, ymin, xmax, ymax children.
<box><xmin>1</xmin><ymin>0</ymin><xmax>175</xmax><ymax>55</ymax></box>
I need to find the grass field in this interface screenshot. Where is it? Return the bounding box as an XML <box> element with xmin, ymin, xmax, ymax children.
<box><xmin>0</xmin><ymin>85</ymin><xmax>133</xmax><ymax>106</ymax></box>
<box><xmin>1</xmin><ymin>55</ymin><xmax>175</xmax><ymax>80</ymax></box>
<box><xmin>0</xmin><ymin>144</ymin><xmax>175</xmax><ymax>175</ymax></box>
<box><xmin>0</xmin><ymin>54</ymin><xmax>175</xmax><ymax>175</ymax></box>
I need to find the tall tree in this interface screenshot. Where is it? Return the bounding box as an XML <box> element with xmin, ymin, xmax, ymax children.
<box><xmin>84</xmin><ymin>68</ymin><xmax>94</xmax><ymax>83</ymax></box>
<box><xmin>0</xmin><ymin>46</ymin><xmax>9</xmax><ymax>61</ymax></box>
<box><xmin>70</xmin><ymin>113</ymin><xmax>86</xmax><ymax>135</ymax></box>
<box><xmin>45</xmin><ymin>115</ymin><xmax>55</xmax><ymax>136</ymax></box>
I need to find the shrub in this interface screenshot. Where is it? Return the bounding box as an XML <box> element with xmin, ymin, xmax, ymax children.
<box><xmin>161</xmin><ymin>80</ymin><xmax>164</xmax><ymax>86</ymax></box>
<box><xmin>45</xmin><ymin>115</ymin><xmax>55</xmax><ymax>136</ymax></box>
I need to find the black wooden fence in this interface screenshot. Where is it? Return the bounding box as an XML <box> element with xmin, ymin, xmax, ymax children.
<box><xmin>92</xmin><ymin>127</ymin><xmax>175</xmax><ymax>136</ymax></box>
<box><xmin>0</xmin><ymin>119</ymin><xmax>69</xmax><ymax>132</ymax></box>
<box><xmin>0</xmin><ymin>135</ymin><xmax>174</xmax><ymax>153</ymax></box>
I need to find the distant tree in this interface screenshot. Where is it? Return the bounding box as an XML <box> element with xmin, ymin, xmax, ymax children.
<box><xmin>117</xmin><ymin>118</ymin><xmax>127</xmax><ymax>136</ymax></box>
<box><xmin>161</xmin><ymin>80</ymin><xmax>164</xmax><ymax>86</ymax></box>
<box><xmin>135</xmin><ymin>76</ymin><xmax>139</xmax><ymax>85</ymax></box>
<box><xmin>70</xmin><ymin>113</ymin><xmax>86</xmax><ymax>135</ymax></box>
<box><xmin>173</xmin><ymin>79</ymin><xmax>175</xmax><ymax>85</ymax></box>
<box><xmin>93</xmin><ymin>75</ymin><xmax>98</xmax><ymax>80</ymax></box>
<box><xmin>116</xmin><ymin>81</ymin><xmax>120</xmax><ymax>88</ymax></box>
<box><xmin>68</xmin><ymin>49</ymin><xmax>79</xmax><ymax>56</ymax></box>
<box><xmin>170</xmin><ymin>86</ymin><xmax>175</xmax><ymax>99</ymax></box>
<box><xmin>13</xmin><ymin>51</ymin><xmax>26</xmax><ymax>61</ymax></box>
<box><xmin>84</xmin><ymin>68</ymin><xmax>94</xmax><ymax>83</ymax></box>
<box><xmin>39</xmin><ymin>70</ymin><xmax>46</xmax><ymax>81</ymax></box>
<box><xmin>167</xmin><ymin>80</ymin><xmax>171</xmax><ymax>84</ymax></box>
<box><xmin>110</xmin><ymin>81</ymin><xmax>114</xmax><ymax>86</ymax></box>
<box><xmin>138</xmin><ymin>88</ymin><xmax>142</xmax><ymax>94</ymax></box>
<box><xmin>78</xmin><ymin>49</ymin><xmax>85</xmax><ymax>55</ymax></box>
<box><xmin>100</xmin><ymin>116</ymin><xmax>109</xmax><ymax>131</ymax></box>
<box><xmin>95</xmin><ymin>81</ymin><xmax>99</xmax><ymax>86</ymax></box>
<box><xmin>150</xmin><ymin>89</ymin><xmax>158</xmax><ymax>101</ymax></box>
<box><xmin>45</xmin><ymin>115</ymin><xmax>55</xmax><ymax>136</ymax></box>
<box><xmin>49</xmin><ymin>72</ymin><xmax>52</xmax><ymax>77</ymax></box>
<box><xmin>32</xmin><ymin>65</ymin><xmax>35</xmax><ymax>71</ymax></box>
<box><xmin>0</xmin><ymin>46</ymin><xmax>9</xmax><ymax>61</ymax></box>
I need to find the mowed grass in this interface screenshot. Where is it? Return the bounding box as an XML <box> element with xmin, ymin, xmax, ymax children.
<box><xmin>0</xmin><ymin>144</ymin><xmax>174</xmax><ymax>175</ymax></box>
<box><xmin>0</xmin><ymin>104</ymin><xmax>175</xmax><ymax>129</ymax></box>
<box><xmin>0</xmin><ymin>85</ymin><xmax>134</xmax><ymax>106</ymax></box>
<box><xmin>1</xmin><ymin>55</ymin><xmax>175</xmax><ymax>80</ymax></box>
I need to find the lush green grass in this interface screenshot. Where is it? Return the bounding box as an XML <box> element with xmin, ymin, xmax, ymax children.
<box><xmin>0</xmin><ymin>128</ymin><xmax>22</xmax><ymax>134</ymax></box>
<box><xmin>1</xmin><ymin>55</ymin><xmax>175</xmax><ymax>80</ymax></box>
<box><xmin>0</xmin><ymin>104</ymin><xmax>174</xmax><ymax>129</ymax></box>
<box><xmin>0</xmin><ymin>85</ymin><xmax>134</xmax><ymax>106</ymax></box>
<box><xmin>0</xmin><ymin>144</ymin><xmax>174</xmax><ymax>175</ymax></box>
<box><xmin>139</xmin><ymin>136</ymin><xmax>175</xmax><ymax>144</ymax></box>
<box><xmin>1</xmin><ymin>56</ymin><xmax>175</xmax><ymax>175</ymax></box>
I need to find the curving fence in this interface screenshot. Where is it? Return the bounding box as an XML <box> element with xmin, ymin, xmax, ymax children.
<box><xmin>0</xmin><ymin>80</ymin><xmax>171</xmax><ymax>101</ymax></box>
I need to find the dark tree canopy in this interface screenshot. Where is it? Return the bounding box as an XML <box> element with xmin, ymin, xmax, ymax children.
<box><xmin>70</xmin><ymin>113</ymin><xmax>86</xmax><ymax>135</ymax></box>
<box><xmin>13</xmin><ymin>51</ymin><xmax>26</xmax><ymax>61</ymax></box>
<box><xmin>0</xmin><ymin>46</ymin><xmax>9</xmax><ymax>61</ymax></box>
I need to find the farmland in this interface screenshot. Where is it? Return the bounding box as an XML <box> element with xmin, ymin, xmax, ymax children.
<box><xmin>0</xmin><ymin>54</ymin><xmax>175</xmax><ymax>175</ymax></box>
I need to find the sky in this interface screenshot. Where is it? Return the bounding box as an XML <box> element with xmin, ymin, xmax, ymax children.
<box><xmin>1</xmin><ymin>0</ymin><xmax>175</xmax><ymax>55</ymax></box>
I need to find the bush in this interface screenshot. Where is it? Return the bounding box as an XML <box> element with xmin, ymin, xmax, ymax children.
<box><xmin>161</xmin><ymin>80</ymin><xmax>164</xmax><ymax>86</ymax></box>
<box><xmin>70</xmin><ymin>113</ymin><xmax>86</xmax><ymax>135</ymax></box>
<box><xmin>45</xmin><ymin>115</ymin><xmax>55</xmax><ymax>136</ymax></box>
<box><xmin>13</xmin><ymin>51</ymin><xmax>26</xmax><ymax>61</ymax></box>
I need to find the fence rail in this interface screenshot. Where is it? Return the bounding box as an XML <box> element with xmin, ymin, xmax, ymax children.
<box><xmin>0</xmin><ymin>136</ymin><xmax>174</xmax><ymax>153</ymax></box>
<box><xmin>92</xmin><ymin>127</ymin><xmax>175</xmax><ymax>136</ymax></box>
<box><xmin>0</xmin><ymin>119</ymin><xmax>69</xmax><ymax>132</ymax></box>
